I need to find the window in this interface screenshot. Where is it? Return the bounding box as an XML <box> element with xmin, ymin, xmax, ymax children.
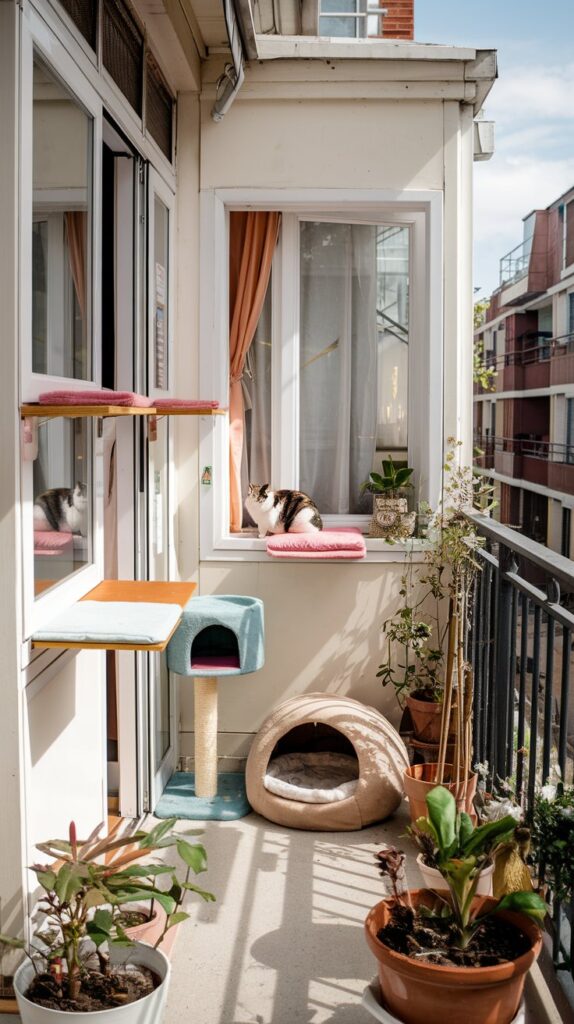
<box><xmin>22</xmin><ymin>49</ymin><xmax>102</xmax><ymax>636</ymax></box>
<box><xmin>318</xmin><ymin>0</ymin><xmax>385</xmax><ymax>38</ymax></box>
<box><xmin>32</xmin><ymin>54</ymin><xmax>92</xmax><ymax>380</ymax></box>
<box><xmin>200</xmin><ymin>190</ymin><xmax>442</xmax><ymax>558</ymax></box>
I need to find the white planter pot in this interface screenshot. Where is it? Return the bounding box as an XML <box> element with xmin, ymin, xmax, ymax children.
<box><xmin>14</xmin><ymin>942</ymin><xmax>170</xmax><ymax>1024</ymax></box>
<box><xmin>416</xmin><ymin>852</ymin><xmax>494</xmax><ymax>896</ymax></box>
<box><xmin>362</xmin><ymin>979</ymin><xmax>525</xmax><ymax>1024</ymax></box>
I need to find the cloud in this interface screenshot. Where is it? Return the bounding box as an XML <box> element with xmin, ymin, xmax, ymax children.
<box><xmin>485</xmin><ymin>62</ymin><xmax>574</xmax><ymax>124</ymax></box>
<box><xmin>473</xmin><ymin>63</ymin><xmax>574</xmax><ymax>294</ymax></box>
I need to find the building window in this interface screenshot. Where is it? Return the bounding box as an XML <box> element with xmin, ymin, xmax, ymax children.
<box><xmin>318</xmin><ymin>0</ymin><xmax>385</xmax><ymax>38</ymax></box>
<box><xmin>561</xmin><ymin>506</ymin><xmax>571</xmax><ymax>559</ymax></box>
<box><xmin>32</xmin><ymin>55</ymin><xmax>92</xmax><ymax>380</ymax></box>
<box><xmin>567</xmin><ymin>398</ymin><xmax>574</xmax><ymax>465</ymax></box>
<box><xmin>200</xmin><ymin>191</ymin><xmax>441</xmax><ymax>556</ymax></box>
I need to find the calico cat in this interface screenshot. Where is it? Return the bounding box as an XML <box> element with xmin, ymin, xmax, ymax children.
<box><xmin>245</xmin><ymin>484</ymin><xmax>323</xmax><ymax>538</ymax></box>
<box><xmin>33</xmin><ymin>482</ymin><xmax>88</xmax><ymax>535</ymax></box>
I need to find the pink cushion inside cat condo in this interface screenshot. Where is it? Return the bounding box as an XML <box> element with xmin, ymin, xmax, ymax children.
<box><xmin>266</xmin><ymin>528</ymin><xmax>366</xmax><ymax>559</ymax></box>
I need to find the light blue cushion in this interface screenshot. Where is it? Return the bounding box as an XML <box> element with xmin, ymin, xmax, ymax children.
<box><xmin>167</xmin><ymin>595</ymin><xmax>264</xmax><ymax>677</ymax></box>
<box><xmin>33</xmin><ymin>601</ymin><xmax>182</xmax><ymax>645</ymax></box>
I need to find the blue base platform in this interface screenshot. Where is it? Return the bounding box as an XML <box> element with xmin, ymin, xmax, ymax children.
<box><xmin>154</xmin><ymin>771</ymin><xmax>251</xmax><ymax>820</ymax></box>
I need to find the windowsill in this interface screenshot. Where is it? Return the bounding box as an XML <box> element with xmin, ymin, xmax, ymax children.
<box><xmin>204</xmin><ymin>533</ymin><xmax>430</xmax><ymax>563</ymax></box>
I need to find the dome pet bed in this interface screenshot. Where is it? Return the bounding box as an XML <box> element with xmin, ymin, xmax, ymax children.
<box><xmin>246</xmin><ymin>692</ymin><xmax>409</xmax><ymax>831</ymax></box>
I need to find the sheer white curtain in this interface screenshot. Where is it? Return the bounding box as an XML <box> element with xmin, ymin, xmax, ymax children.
<box><xmin>299</xmin><ymin>222</ymin><xmax>378</xmax><ymax>514</ymax></box>
<box><xmin>241</xmin><ymin>283</ymin><xmax>273</xmax><ymax>525</ymax></box>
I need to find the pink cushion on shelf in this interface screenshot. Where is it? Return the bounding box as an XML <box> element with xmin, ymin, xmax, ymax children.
<box><xmin>190</xmin><ymin>654</ymin><xmax>241</xmax><ymax>671</ymax></box>
<box><xmin>34</xmin><ymin>530</ymin><xmax>74</xmax><ymax>554</ymax></box>
<box><xmin>266</xmin><ymin>528</ymin><xmax>366</xmax><ymax>559</ymax></box>
<box><xmin>154</xmin><ymin>398</ymin><xmax>220</xmax><ymax>409</ymax></box>
<box><xmin>39</xmin><ymin>389</ymin><xmax>153</xmax><ymax>407</ymax></box>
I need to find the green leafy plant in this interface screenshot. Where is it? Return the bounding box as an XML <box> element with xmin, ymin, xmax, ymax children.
<box><xmin>361</xmin><ymin>455</ymin><xmax>414</xmax><ymax>498</ymax></box>
<box><xmin>473</xmin><ymin>340</ymin><xmax>497</xmax><ymax>392</ymax></box>
<box><xmin>0</xmin><ymin>819</ymin><xmax>215</xmax><ymax>1004</ymax></box>
<box><xmin>397</xmin><ymin>786</ymin><xmax>545</xmax><ymax>950</ymax></box>
<box><xmin>532</xmin><ymin>783</ymin><xmax>574</xmax><ymax>904</ymax></box>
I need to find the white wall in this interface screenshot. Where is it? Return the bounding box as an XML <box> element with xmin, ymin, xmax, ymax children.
<box><xmin>175</xmin><ymin>59</ymin><xmax>476</xmax><ymax>751</ymax></box>
<box><xmin>22</xmin><ymin>652</ymin><xmax>106</xmax><ymax>863</ymax></box>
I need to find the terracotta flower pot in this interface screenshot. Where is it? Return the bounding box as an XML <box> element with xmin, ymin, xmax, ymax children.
<box><xmin>405</xmin><ymin>694</ymin><xmax>454</xmax><ymax>745</ymax></box>
<box><xmin>364</xmin><ymin>890</ymin><xmax>542</xmax><ymax>1024</ymax></box>
<box><xmin>121</xmin><ymin>902</ymin><xmax>167</xmax><ymax>946</ymax></box>
<box><xmin>403</xmin><ymin>763</ymin><xmax>477</xmax><ymax>823</ymax></box>
<box><xmin>416</xmin><ymin>853</ymin><xmax>494</xmax><ymax>896</ymax></box>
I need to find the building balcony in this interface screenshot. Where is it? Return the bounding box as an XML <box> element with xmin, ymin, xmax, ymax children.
<box><xmin>490</xmin><ymin>336</ymin><xmax>552</xmax><ymax>392</ymax></box>
<box><xmin>488</xmin><ymin>436</ymin><xmax>574</xmax><ymax>495</ymax></box>
<box><xmin>550</xmin><ymin>332</ymin><xmax>574</xmax><ymax>386</ymax></box>
<box><xmin>496</xmin><ymin>207</ymin><xmax>561</xmax><ymax>307</ymax></box>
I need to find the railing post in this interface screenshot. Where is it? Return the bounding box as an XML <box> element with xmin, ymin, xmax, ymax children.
<box><xmin>492</xmin><ymin>544</ymin><xmax>516</xmax><ymax>782</ymax></box>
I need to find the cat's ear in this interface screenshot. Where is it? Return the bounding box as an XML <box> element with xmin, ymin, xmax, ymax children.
<box><xmin>259</xmin><ymin>484</ymin><xmax>269</xmax><ymax>498</ymax></box>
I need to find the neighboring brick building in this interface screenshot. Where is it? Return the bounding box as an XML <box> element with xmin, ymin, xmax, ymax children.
<box><xmin>474</xmin><ymin>186</ymin><xmax>574</xmax><ymax>557</ymax></box>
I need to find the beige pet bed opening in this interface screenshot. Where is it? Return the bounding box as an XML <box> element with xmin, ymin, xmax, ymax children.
<box><xmin>246</xmin><ymin>692</ymin><xmax>409</xmax><ymax>831</ymax></box>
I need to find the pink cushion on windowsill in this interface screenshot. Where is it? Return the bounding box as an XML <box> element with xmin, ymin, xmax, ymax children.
<box><xmin>39</xmin><ymin>389</ymin><xmax>153</xmax><ymax>407</ymax></box>
<box><xmin>34</xmin><ymin>530</ymin><xmax>75</xmax><ymax>554</ymax></box>
<box><xmin>266</xmin><ymin>528</ymin><xmax>366</xmax><ymax>559</ymax></box>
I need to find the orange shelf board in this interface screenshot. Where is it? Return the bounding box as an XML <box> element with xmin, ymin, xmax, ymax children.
<box><xmin>154</xmin><ymin>406</ymin><xmax>227</xmax><ymax>416</ymax></box>
<box><xmin>81</xmin><ymin>580</ymin><xmax>196</xmax><ymax>606</ymax></box>
<box><xmin>21</xmin><ymin>404</ymin><xmax>226</xmax><ymax>418</ymax></box>
<box><xmin>31</xmin><ymin>580</ymin><xmax>196</xmax><ymax>652</ymax></box>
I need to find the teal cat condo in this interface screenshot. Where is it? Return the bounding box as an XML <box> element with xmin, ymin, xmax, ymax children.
<box><xmin>155</xmin><ymin>595</ymin><xmax>265</xmax><ymax>820</ymax></box>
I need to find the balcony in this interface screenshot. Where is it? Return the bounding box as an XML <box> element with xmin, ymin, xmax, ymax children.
<box><xmin>550</xmin><ymin>332</ymin><xmax>574</xmax><ymax>387</ymax></box>
<box><xmin>500</xmin><ymin>237</ymin><xmax>530</xmax><ymax>288</ymax></box>
<box><xmin>487</xmin><ymin>436</ymin><xmax>574</xmax><ymax>496</ymax></box>
<box><xmin>159</xmin><ymin>516</ymin><xmax>574</xmax><ymax>1023</ymax></box>
<box><xmin>497</xmin><ymin>209</ymin><xmax>557</xmax><ymax>307</ymax></box>
<box><xmin>491</xmin><ymin>336</ymin><xmax>552</xmax><ymax>392</ymax></box>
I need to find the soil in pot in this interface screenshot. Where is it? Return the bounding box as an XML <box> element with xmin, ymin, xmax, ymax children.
<box><xmin>377</xmin><ymin>902</ymin><xmax>529</xmax><ymax>968</ymax></box>
<box><xmin>23</xmin><ymin>962</ymin><xmax>160</xmax><ymax>1013</ymax></box>
<box><xmin>365</xmin><ymin>891</ymin><xmax>542</xmax><ymax>1024</ymax></box>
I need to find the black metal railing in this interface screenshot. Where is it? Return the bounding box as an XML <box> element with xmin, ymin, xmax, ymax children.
<box><xmin>469</xmin><ymin>515</ymin><xmax>574</xmax><ymax>989</ymax></box>
<box><xmin>473</xmin><ymin>434</ymin><xmax>574</xmax><ymax>466</ymax></box>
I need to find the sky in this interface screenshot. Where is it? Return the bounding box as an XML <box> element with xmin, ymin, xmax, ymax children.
<box><xmin>415</xmin><ymin>0</ymin><xmax>574</xmax><ymax>300</ymax></box>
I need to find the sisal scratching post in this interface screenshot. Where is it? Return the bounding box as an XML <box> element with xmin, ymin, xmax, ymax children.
<box><xmin>194</xmin><ymin>677</ymin><xmax>219</xmax><ymax>798</ymax></box>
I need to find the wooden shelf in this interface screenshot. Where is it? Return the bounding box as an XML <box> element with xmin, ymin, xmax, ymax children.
<box><xmin>21</xmin><ymin>404</ymin><xmax>226</xmax><ymax>419</ymax></box>
<box><xmin>31</xmin><ymin>579</ymin><xmax>196</xmax><ymax>652</ymax></box>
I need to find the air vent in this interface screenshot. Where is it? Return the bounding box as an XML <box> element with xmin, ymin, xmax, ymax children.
<box><xmin>146</xmin><ymin>53</ymin><xmax>174</xmax><ymax>161</ymax></box>
<box><xmin>58</xmin><ymin>0</ymin><xmax>98</xmax><ymax>49</ymax></box>
<box><xmin>102</xmin><ymin>0</ymin><xmax>144</xmax><ymax>116</ymax></box>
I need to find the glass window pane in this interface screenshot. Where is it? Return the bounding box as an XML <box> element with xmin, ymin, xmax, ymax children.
<box><xmin>32</xmin><ymin>56</ymin><xmax>92</xmax><ymax>379</ymax></box>
<box><xmin>154</xmin><ymin>197</ymin><xmax>169</xmax><ymax>389</ymax></box>
<box><xmin>33</xmin><ymin>418</ymin><xmax>92</xmax><ymax>595</ymax></box>
<box><xmin>376</xmin><ymin>225</ymin><xmax>409</xmax><ymax>451</ymax></box>
<box><xmin>322</xmin><ymin>0</ymin><xmax>359</xmax><ymax>12</ymax></box>
<box><xmin>299</xmin><ymin>221</ymin><xmax>409</xmax><ymax>516</ymax></box>
<box><xmin>319</xmin><ymin>15</ymin><xmax>359</xmax><ymax>36</ymax></box>
<box><xmin>242</xmin><ymin>279</ymin><xmax>272</xmax><ymax>527</ymax></box>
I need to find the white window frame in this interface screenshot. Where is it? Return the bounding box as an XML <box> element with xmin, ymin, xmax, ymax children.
<box><xmin>20</xmin><ymin>8</ymin><xmax>106</xmax><ymax>645</ymax></box>
<box><xmin>199</xmin><ymin>187</ymin><xmax>443</xmax><ymax>563</ymax></box>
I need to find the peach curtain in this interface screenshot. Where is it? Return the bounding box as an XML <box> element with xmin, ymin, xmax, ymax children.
<box><xmin>65</xmin><ymin>211</ymin><xmax>87</xmax><ymax>318</ymax></box>
<box><xmin>229</xmin><ymin>211</ymin><xmax>281</xmax><ymax>531</ymax></box>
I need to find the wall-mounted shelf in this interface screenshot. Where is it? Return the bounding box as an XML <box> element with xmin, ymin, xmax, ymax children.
<box><xmin>31</xmin><ymin>579</ymin><xmax>196</xmax><ymax>652</ymax></box>
<box><xmin>21</xmin><ymin>404</ymin><xmax>226</xmax><ymax>419</ymax></box>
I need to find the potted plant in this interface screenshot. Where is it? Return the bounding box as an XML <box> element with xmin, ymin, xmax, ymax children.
<box><xmin>532</xmin><ymin>779</ymin><xmax>574</xmax><ymax>904</ymax></box>
<box><xmin>361</xmin><ymin>456</ymin><xmax>416</xmax><ymax>539</ymax></box>
<box><xmin>365</xmin><ymin>786</ymin><xmax>546</xmax><ymax>1024</ymax></box>
<box><xmin>1</xmin><ymin>818</ymin><xmax>215</xmax><ymax>1021</ymax></box>
<box><xmin>399</xmin><ymin>440</ymin><xmax>495</xmax><ymax>819</ymax></box>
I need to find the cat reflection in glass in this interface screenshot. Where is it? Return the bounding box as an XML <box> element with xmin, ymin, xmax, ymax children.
<box><xmin>33</xmin><ymin>482</ymin><xmax>88</xmax><ymax>536</ymax></box>
<box><xmin>245</xmin><ymin>484</ymin><xmax>322</xmax><ymax>538</ymax></box>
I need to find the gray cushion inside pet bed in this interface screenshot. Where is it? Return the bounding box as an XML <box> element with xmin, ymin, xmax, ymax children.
<box><xmin>264</xmin><ymin>751</ymin><xmax>359</xmax><ymax>803</ymax></box>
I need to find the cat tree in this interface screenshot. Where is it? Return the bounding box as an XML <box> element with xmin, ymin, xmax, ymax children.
<box><xmin>160</xmin><ymin>594</ymin><xmax>265</xmax><ymax>819</ymax></box>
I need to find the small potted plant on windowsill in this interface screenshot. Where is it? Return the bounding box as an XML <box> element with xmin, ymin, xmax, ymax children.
<box><xmin>1</xmin><ymin>818</ymin><xmax>215</xmax><ymax>1022</ymax></box>
<box><xmin>361</xmin><ymin>456</ymin><xmax>416</xmax><ymax>540</ymax></box>
<box><xmin>364</xmin><ymin>786</ymin><xmax>545</xmax><ymax>1024</ymax></box>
